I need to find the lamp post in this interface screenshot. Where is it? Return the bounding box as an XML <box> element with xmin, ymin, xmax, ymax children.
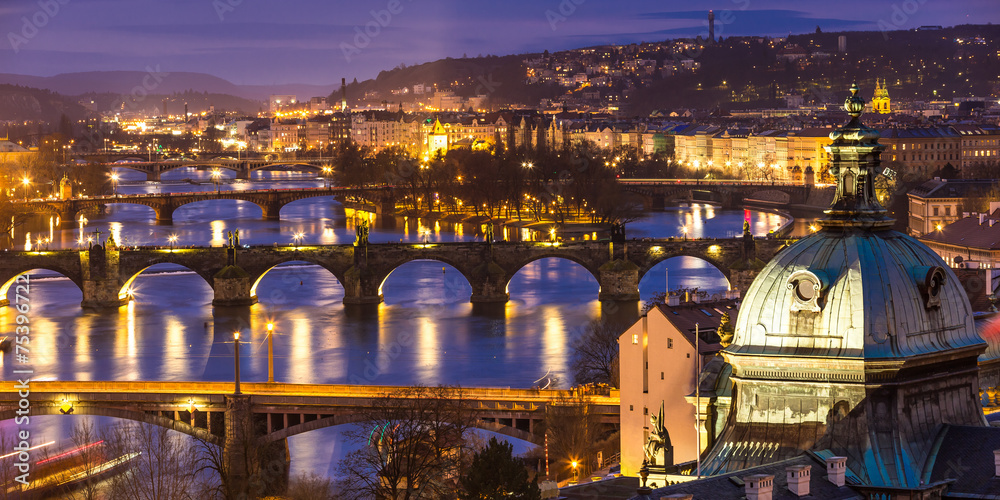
<box><xmin>168</xmin><ymin>234</ymin><xmax>178</xmax><ymax>251</ymax></box>
<box><xmin>21</xmin><ymin>177</ymin><xmax>30</xmax><ymax>200</ymax></box>
<box><xmin>292</xmin><ymin>232</ymin><xmax>304</xmax><ymax>248</ymax></box>
<box><xmin>266</xmin><ymin>322</ymin><xmax>275</xmax><ymax>383</ymax></box>
<box><xmin>233</xmin><ymin>331</ymin><xmax>242</xmax><ymax>395</ymax></box>
<box><xmin>322</xmin><ymin>165</ymin><xmax>332</xmax><ymax>188</ymax></box>
<box><xmin>211</xmin><ymin>169</ymin><xmax>222</xmax><ymax>193</ymax></box>
<box><xmin>110</xmin><ymin>173</ymin><xmax>120</xmax><ymax>196</ymax></box>
<box><xmin>571</xmin><ymin>460</ymin><xmax>579</xmax><ymax>483</ymax></box>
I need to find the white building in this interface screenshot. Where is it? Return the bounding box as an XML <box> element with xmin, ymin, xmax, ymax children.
<box><xmin>617</xmin><ymin>295</ymin><xmax>737</xmax><ymax>476</ymax></box>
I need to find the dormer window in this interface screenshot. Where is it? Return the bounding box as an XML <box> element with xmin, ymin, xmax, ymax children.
<box><xmin>788</xmin><ymin>270</ymin><xmax>826</xmax><ymax>313</ymax></box>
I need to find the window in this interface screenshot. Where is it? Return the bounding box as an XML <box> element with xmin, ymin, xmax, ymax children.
<box><xmin>630</xmin><ymin>405</ymin><xmax>634</xmax><ymax>411</ymax></box>
<box><xmin>661</xmin><ymin>372</ymin><xmax>664</xmax><ymax>380</ymax></box>
<box><xmin>934</xmin><ymin>207</ymin><xmax>939</xmax><ymax>216</ymax></box>
<box><xmin>667</xmin><ymin>338</ymin><xmax>673</xmax><ymax>349</ymax></box>
<box><xmin>632</xmin><ymin>334</ymin><xmax>639</xmax><ymax>345</ymax></box>
<box><xmin>644</xmin><ymin>407</ymin><xmax>648</xmax><ymax>415</ymax></box>
<box><xmin>945</xmin><ymin>207</ymin><xmax>951</xmax><ymax>216</ymax></box>
<box><xmin>687</xmin><ymin>353</ymin><xmax>691</xmax><ymax>358</ymax></box>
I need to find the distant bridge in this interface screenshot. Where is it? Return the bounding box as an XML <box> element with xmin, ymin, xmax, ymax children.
<box><xmin>620</xmin><ymin>179</ymin><xmax>828</xmax><ymax>209</ymax></box>
<box><xmin>0</xmin><ymin>238</ymin><xmax>789</xmax><ymax>308</ymax></box>
<box><xmin>14</xmin><ymin>187</ymin><xmax>395</xmax><ymax>224</ymax></box>
<box><xmin>98</xmin><ymin>158</ymin><xmax>334</xmax><ymax>181</ymax></box>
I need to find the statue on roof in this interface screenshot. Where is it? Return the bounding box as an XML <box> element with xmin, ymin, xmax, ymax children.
<box><xmin>644</xmin><ymin>401</ymin><xmax>672</xmax><ymax>466</ymax></box>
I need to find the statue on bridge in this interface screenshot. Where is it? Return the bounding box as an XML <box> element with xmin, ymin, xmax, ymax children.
<box><xmin>741</xmin><ymin>220</ymin><xmax>756</xmax><ymax>262</ymax></box>
<box><xmin>227</xmin><ymin>229</ymin><xmax>241</xmax><ymax>248</ymax></box>
<box><xmin>611</xmin><ymin>222</ymin><xmax>626</xmax><ymax>243</ymax></box>
<box><xmin>644</xmin><ymin>401</ymin><xmax>672</xmax><ymax>466</ymax></box>
<box><xmin>484</xmin><ymin>224</ymin><xmax>494</xmax><ymax>244</ymax></box>
<box><xmin>354</xmin><ymin>219</ymin><xmax>370</xmax><ymax>247</ymax></box>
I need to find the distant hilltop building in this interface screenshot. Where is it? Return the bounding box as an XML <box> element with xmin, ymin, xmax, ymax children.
<box><xmin>872</xmin><ymin>78</ymin><xmax>891</xmax><ymax>114</ymax></box>
<box><xmin>708</xmin><ymin>10</ymin><xmax>715</xmax><ymax>45</ymax></box>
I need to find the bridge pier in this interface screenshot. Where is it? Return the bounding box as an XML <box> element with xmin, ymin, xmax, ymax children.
<box><xmin>597</xmin><ymin>259</ymin><xmax>641</xmax><ymax>302</ymax></box>
<box><xmin>236</xmin><ymin>166</ymin><xmax>251</xmax><ymax>181</ymax></box>
<box><xmin>224</xmin><ymin>394</ymin><xmax>252</xmax><ymax>495</ymax></box>
<box><xmin>470</xmin><ymin>264</ymin><xmax>510</xmax><ymax>305</ymax></box>
<box><xmin>261</xmin><ymin>202</ymin><xmax>281</xmax><ymax>221</ymax></box>
<box><xmin>81</xmin><ymin>243</ymin><xmax>128</xmax><ymax>308</ymax></box>
<box><xmin>145</xmin><ymin>168</ymin><xmax>161</xmax><ymax>182</ymax></box>
<box><xmin>213</xmin><ymin>266</ymin><xmax>258</xmax><ymax>307</ymax></box>
<box><xmin>154</xmin><ymin>205</ymin><xmax>175</xmax><ymax>225</ymax></box>
<box><xmin>341</xmin><ymin>265</ymin><xmax>383</xmax><ymax>306</ymax></box>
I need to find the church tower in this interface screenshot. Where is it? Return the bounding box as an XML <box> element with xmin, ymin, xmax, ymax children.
<box><xmin>699</xmin><ymin>83</ymin><xmax>987</xmax><ymax>489</ymax></box>
<box><xmin>872</xmin><ymin>78</ymin><xmax>891</xmax><ymax>114</ymax></box>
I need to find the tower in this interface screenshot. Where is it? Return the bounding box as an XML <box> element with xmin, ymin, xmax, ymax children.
<box><xmin>698</xmin><ymin>83</ymin><xmax>987</xmax><ymax>488</ymax></box>
<box><xmin>708</xmin><ymin>10</ymin><xmax>715</xmax><ymax>44</ymax></box>
<box><xmin>341</xmin><ymin>78</ymin><xmax>348</xmax><ymax>113</ymax></box>
<box><xmin>872</xmin><ymin>78</ymin><xmax>891</xmax><ymax>114</ymax></box>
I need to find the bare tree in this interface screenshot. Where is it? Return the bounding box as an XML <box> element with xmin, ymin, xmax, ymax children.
<box><xmin>336</xmin><ymin>386</ymin><xmax>475</xmax><ymax>500</ymax></box>
<box><xmin>286</xmin><ymin>471</ymin><xmax>335</xmax><ymax>500</ymax></box>
<box><xmin>69</xmin><ymin>419</ymin><xmax>106</xmax><ymax>500</ymax></box>
<box><xmin>571</xmin><ymin>319</ymin><xmax>625</xmax><ymax>388</ymax></box>
<box><xmin>100</xmin><ymin>422</ymin><xmax>201</xmax><ymax>500</ymax></box>
<box><xmin>543</xmin><ymin>396</ymin><xmax>613</xmax><ymax>481</ymax></box>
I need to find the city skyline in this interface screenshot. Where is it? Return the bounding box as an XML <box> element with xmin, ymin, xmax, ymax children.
<box><xmin>2</xmin><ymin>0</ymin><xmax>999</xmax><ymax>86</ymax></box>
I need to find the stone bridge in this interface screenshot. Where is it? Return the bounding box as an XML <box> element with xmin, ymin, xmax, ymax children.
<box><xmin>14</xmin><ymin>187</ymin><xmax>395</xmax><ymax>225</ymax></box>
<box><xmin>0</xmin><ymin>380</ymin><xmax>618</xmax><ymax>491</ymax></box>
<box><xmin>0</xmin><ymin>238</ymin><xmax>790</xmax><ymax>308</ymax></box>
<box><xmin>101</xmin><ymin>158</ymin><xmax>334</xmax><ymax>181</ymax></box>
<box><xmin>619</xmin><ymin>179</ymin><xmax>826</xmax><ymax>209</ymax></box>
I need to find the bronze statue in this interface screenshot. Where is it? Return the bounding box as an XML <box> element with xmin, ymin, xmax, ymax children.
<box><xmin>644</xmin><ymin>402</ymin><xmax>671</xmax><ymax>465</ymax></box>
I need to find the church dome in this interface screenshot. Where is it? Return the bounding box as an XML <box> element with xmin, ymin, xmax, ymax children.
<box><xmin>730</xmin><ymin>229</ymin><xmax>981</xmax><ymax>359</ymax></box>
<box><xmin>729</xmin><ymin>82</ymin><xmax>982</xmax><ymax>360</ymax></box>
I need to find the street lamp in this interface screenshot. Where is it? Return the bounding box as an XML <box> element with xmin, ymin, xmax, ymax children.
<box><xmin>168</xmin><ymin>234</ymin><xmax>178</xmax><ymax>251</ymax></box>
<box><xmin>110</xmin><ymin>173</ymin><xmax>120</xmax><ymax>196</ymax></box>
<box><xmin>211</xmin><ymin>169</ymin><xmax>222</xmax><ymax>192</ymax></box>
<box><xmin>266</xmin><ymin>322</ymin><xmax>275</xmax><ymax>383</ymax></box>
<box><xmin>21</xmin><ymin>176</ymin><xmax>30</xmax><ymax>200</ymax></box>
<box><xmin>322</xmin><ymin>165</ymin><xmax>332</xmax><ymax>188</ymax></box>
<box><xmin>571</xmin><ymin>460</ymin><xmax>579</xmax><ymax>482</ymax></box>
<box><xmin>292</xmin><ymin>231</ymin><xmax>304</xmax><ymax>247</ymax></box>
<box><xmin>233</xmin><ymin>331</ymin><xmax>242</xmax><ymax>395</ymax></box>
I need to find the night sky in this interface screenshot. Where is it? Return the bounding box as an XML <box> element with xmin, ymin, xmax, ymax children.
<box><xmin>2</xmin><ymin>0</ymin><xmax>998</xmax><ymax>86</ymax></box>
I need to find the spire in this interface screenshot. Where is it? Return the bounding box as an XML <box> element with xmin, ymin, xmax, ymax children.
<box><xmin>820</xmin><ymin>82</ymin><xmax>891</xmax><ymax>230</ymax></box>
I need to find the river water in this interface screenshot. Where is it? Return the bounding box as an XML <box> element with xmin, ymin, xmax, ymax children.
<box><xmin>1</xmin><ymin>167</ymin><xmax>790</xmax><ymax>479</ymax></box>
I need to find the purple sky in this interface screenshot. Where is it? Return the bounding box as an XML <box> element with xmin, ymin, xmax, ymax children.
<box><xmin>1</xmin><ymin>0</ymin><xmax>998</xmax><ymax>85</ymax></box>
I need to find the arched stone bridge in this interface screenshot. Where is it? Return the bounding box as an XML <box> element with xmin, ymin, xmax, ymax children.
<box><xmin>0</xmin><ymin>380</ymin><xmax>618</xmax><ymax>488</ymax></box>
<box><xmin>619</xmin><ymin>179</ymin><xmax>827</xmax><ymax>209</ymax></box>
<box><xmin>0</xmin><ymin>238</ymin><xmax>790</xmax><ymax>308</ymax></box>
<box><xmin>103</xmin><ymin>158</ymin><xmax>334</xmax><ymax>181</ymax></box>
<box><xmin>14</xmin><ymin>187</ymin><xmax>395</xmax><ymax>225</ymax></box>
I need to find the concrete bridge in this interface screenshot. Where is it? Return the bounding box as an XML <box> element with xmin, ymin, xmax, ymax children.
<box><xmin>14</xmin><ymin>186</ymin><xmax>394</xmax><ymax>225</ymax></box>
<box><xmin>620</xmin><ymin>179</ymin><xmax>826</xmax><ymax>209</ymax></box>
<box><xmin>0</xmin><ymin>380</ymin><xmax>618</xmax><ymax>491</ymax></box>
<box><xmin>0</xmin><ymin>238</ymin><xmax>788</xmax><ymax>309</ymax></box>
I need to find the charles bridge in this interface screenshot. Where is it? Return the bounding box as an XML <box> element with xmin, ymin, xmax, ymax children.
<box><xmin>0</xmin><ymin>236</ymin><xmax>789</xmax><ymax>309</ymax></box>
<box><xmin>619</xmin><ymin>179</ymin><xmax>829</xmax><ymax>210</ymax></box>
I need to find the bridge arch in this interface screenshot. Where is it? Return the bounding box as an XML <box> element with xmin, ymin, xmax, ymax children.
<box><xmin>118</xmin><ymin>262</ymin><xmax>217</xmax><ymax>303</ymax></box>
<box><xmin>260</xmin><ymin>411</ymin><xmax>541</xmax><ymax>446</ymax></box>
<box><xmin>506</xmin><ymin>254</ymin><xmax>602</xmax><ymax>300</ymax></box>
<box><xmin>0</xmin><ymin>267</ymin><xmax>84</xmax><ymax>306</ymax></box>
<box><xmin>375</xmin><ymin>258</ymin><xmax>474</xmax><ymax>302</ymax></box>
<box><xmin>249</xmin><ymin>260</ymin><xmax>347</xmax><ymax>303</ymax></box>
<box><xmin>637</xmin><ymin>253</ymin><xmax>733</xmax><ymax>294</ymax></box>
<box><xmin>0</xmin><ymin>407</ymin><xmax>222</xmax><ymax>446</ymax></box>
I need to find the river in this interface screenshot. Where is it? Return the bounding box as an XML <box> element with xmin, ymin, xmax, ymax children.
<box><xmin>1</xmin><ymin>166</ymin><xmax>791</xmax><ymax>480</ymax></box>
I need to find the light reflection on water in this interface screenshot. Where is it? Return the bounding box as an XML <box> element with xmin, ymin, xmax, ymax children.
<box><xmin>0</xmin><ymin>176</ymin><xmax>794</xmax><ymax>478</ymax></box>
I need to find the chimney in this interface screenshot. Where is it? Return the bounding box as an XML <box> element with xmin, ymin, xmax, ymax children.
<box><xmin>994</xmin><ymin>449</ymin><xmax>1000</xmax><ymax>477</ymax></box>
<box><xmin>826</xmin><ymin>456</ymin><xmax>847</xmax><ymax>487</ymax></box>
<box><xmin>667</xmin><ymin>293</ymin><xmax>680</xmax><ymax>306</ymax></box>
<box><xmin>786</xmin><ymin>465</ymin><xmax>811</xmax><ymax>496</ymax></box>
<box><xmin>980</xmin><ymin>213</ymin><xmax>987</xmax><ymax>225</ymax></box>
<box><xmin>692</xmin><ymin>293</ymin><xmax>702</xmax><ymax>304</ymax></box>
<box><xmin>341</xmin><ymin>78</ymin><xmax>348</xmax><ymax>112</ymax></box>
<box><xmin>743</xmin><ymin>474</ymin><xmax>774</xmax><ymax>500</ymax></box>
<box><xmin>992</xmin><ymin>220</ymin><xmax>997</xmax><ymax>227</ymax></box>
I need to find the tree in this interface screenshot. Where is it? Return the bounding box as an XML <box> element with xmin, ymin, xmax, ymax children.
<box><xmin>571</xmin><ymin>319</ymin><xmax>625</xmax><ymax>388</ymax></box>
<box><xmin>286</xmin><ymin>471</ymin><xmax>336</xmax><ymax>500</ymax></box>
<box><xmin>100</xmin><ymin>422</ymin><xmax>201</xmax><ymax>500</ymax></box>
<box><xmin>336</xmin><ymin>386</ymin><xmax>475</xmax><ymax>500</ymax></box>
<box><xmin>459</xmin><ymin>437</ymin><xmax>541</xmax><ymax>500</ymax></box>
<box><xmin>69</xmin><ymin>420</ymin><xmax>106</xmax><ymax>500</ymax></box>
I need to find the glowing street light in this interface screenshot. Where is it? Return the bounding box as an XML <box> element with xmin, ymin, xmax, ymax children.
<box><xmin>110</xmin><ymin>173</ymin><xmax>120</xmax><ymax>196</ymax></box>
<box><xmin>21</xmin><ymin>176</ymin><xmax>30</xmax><ymax>200</ymax></box>
<box><xmin>233</xmin><ymin>331</ymin><xmax>242</xmax><ymax>395</ymax></box>
<box><xmin>168</xmin><ymin>234</ymin><xmax>178</xmax><ymax>251</ymax></box>
<box><xmin>292</xmin><ymin>232</ymin><xmax>305</xmax><ymax>247</ymax></box>
<box><xmin>266</xmin><ymin>322</ymin><xmax>275</xmax><ymax>383</ymax></box>
<box><xmin>571</xmin><ymin>460</ymin><xmax>579</xmax><ymax>482</ymax></box>
<box><xmin>211</xmin><ymin>169</ymin><xmax>222</xmax><ymax>192</ymax></box>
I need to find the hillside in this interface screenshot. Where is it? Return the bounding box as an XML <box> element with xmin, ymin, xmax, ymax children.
<box><xmin>0</xmin><ymin>72</ymin><xmax>335</xmax><ymax>101</ymax></box>
<box><xmin>0</xmin><ymin>84</ymin><xmax>91</xmax><ymax>123</ymax></box>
